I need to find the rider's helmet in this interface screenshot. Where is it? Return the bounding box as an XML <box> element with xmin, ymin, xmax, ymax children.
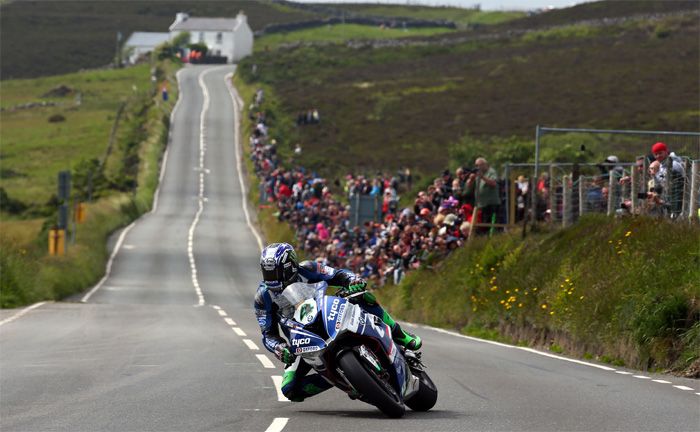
<box><xmin>260</xmin><ymin>243</ymin><xmax>299</xmax><ymax>293</ymax></box>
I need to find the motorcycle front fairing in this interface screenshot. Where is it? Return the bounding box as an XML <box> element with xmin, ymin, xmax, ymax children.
<box><xmin>336</xmin><ymin>301</ymin><xmax>411</xmax><ymax>398</ymax></box>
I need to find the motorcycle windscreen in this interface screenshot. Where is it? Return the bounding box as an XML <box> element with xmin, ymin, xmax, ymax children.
<box><xmin>289</xmin><ymin>328</ymin><xmax>326</xmax><ymax>356</ymax></box>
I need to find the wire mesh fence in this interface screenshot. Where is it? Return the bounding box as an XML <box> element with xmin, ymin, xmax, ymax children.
<box><xmin>509</xmin><ymin>127</ymin><xmax>700</xmax><ymax>225</ymax></box>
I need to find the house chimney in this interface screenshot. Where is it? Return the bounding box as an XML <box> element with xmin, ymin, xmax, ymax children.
<box><xmin>175</xmin><ymin>12</ymin><xmax>189</xmax><ymax>24</ymax></box>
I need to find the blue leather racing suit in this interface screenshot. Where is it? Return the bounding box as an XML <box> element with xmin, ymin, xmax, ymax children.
<box><xmin>254</xmin><ymin>260</ymin><xmax>386</xmax><ymax>401</ymax></box>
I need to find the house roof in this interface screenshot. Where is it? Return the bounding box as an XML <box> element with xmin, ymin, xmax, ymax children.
<box><xmin>125</xmin><ymin>32</ymin><xmax>170</xmax><ymax>47</ymax></box>
<box><xmin>170</xmin><ymin>18</ymin><xmax>239</xmax><ymax>32</ymax></box>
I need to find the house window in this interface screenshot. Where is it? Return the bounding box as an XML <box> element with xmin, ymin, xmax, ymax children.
<box><xmin>198</xmin><ymin>32</ymin><xmax>204</xmax><ymax>43</ymax></box>
<box><xmin>216</xmin><ymin>32</ymin><xmax>222</xmax><ymax>44</ymax></box>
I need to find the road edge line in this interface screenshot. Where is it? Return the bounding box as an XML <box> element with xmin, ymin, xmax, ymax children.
<box><xmin>224</xmin><ymin>72</ymin><xmax>264</xmax><ymax>252</ymax></box>
<box><xmin>0</xmin><ymin>301</ymin><xmax>49</xmax><ymax>327</ymax></box>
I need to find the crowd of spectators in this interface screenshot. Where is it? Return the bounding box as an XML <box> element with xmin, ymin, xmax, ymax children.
<box><xmin>247</xmin><ymin>94</ymin><xmax>503</xmax><ymax>287</ymax></box>
<box><xmin>247</xmin><ymin>92</ymin><xmax>694</xmax><ymax>286</ymax></box>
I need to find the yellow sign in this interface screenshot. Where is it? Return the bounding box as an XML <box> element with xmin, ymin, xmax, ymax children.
<box><xmin>49</xmin><ymin>229</ymin><xmax>65</xmax><ymax>256</ymax></box>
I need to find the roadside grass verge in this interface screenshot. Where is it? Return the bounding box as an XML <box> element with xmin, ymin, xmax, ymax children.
<box><xmin>255</xmin><ymin>24</ymin><xmax>454</xmax><ymax>51</ymax></box>
<box><xmin>0</xmin><ymin>61</ymin><xmax>179</xmax><ymax>307</ymax></box>
<box><xmin>375</xmin><ymin>215</ymin><xmax>700</xmax><ymax>373</ymax></box>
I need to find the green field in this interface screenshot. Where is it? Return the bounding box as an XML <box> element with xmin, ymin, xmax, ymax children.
<box><xmin>0</xmin><ymin>60</ymin><xmax>179</xmax><ymax>307</ymax></box>
<box><xmin>1</xmin><ymin>65</ymin><xmax>152</xmax><ymax>207</ymax></box>
<box><xmin>326</xmin><ymin>4</ymin><xmax>524</xmax><ymax>27</ymax></box>
<box><xmin>255</xmin><ymin>23</ymin><xmax>455</xmax><ymax>51</ymax></box>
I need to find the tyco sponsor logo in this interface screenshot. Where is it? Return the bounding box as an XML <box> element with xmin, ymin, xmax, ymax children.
<box><xmin>292</xmin><ymin>337</ymin><xmax>311</xmax><ymax>346</ymax></box>
<box><xmin>327</xmin><ymin>298</ymin><xmax>341</xmax><ymax>321</ymax></box>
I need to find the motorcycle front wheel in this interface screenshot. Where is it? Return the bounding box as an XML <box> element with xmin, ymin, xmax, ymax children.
<box><xmin>338</xmin><ymin>350</ymin><xmax>405</xmax><ymax>418</ymax></box>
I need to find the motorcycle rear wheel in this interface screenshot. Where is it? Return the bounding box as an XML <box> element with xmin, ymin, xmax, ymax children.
<box><xmin>338</xmin><ymin>350</ymin><xmax>406</xmax><ymax>418</ymax></box>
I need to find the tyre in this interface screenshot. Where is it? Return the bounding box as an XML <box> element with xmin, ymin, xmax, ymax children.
<box><xmin>338</xmin><ymin>350</ymin><xmax>406</xmax><ymax>418</ymax></box>
<box><xmin>405</xmin><ymin>370</ymin><xmax>438</xmax><ymax>412</ymax></box>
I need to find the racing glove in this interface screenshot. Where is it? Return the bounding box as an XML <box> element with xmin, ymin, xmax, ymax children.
<box><xmin>274</xmin><ymin>343</ymin><xmax>296</xmax><ymax>366</ymax></box>
<box><xmin>338</xmin><ymin>277</ymin><xmax>367</xmax><ymax>297</ymax></box>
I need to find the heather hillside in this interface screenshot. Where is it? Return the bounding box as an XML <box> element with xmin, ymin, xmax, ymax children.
<box><xmin>238</xmin><ymin>5</ymin><xmax>699</xmax><ymax>179</ymax></box>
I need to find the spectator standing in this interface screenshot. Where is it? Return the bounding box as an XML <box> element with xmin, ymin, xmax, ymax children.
<box><xmin>650</xmin><ymin>142</ymin><xmax>685</xmax><ymax>217</ymax></box>
<box><xmin>515</xmin><ymin>175</ymin><xmax>529</xmax><ymax>222</ymax></box>
<box><xmin>466</xmin><ymin>158</ymin><xmax>500</xmax><ymax>234</ymax></box>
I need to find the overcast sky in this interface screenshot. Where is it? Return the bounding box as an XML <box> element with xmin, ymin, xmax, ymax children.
<box><xmin>299</xmin><ymin>0</ymin><xmax>591</xmax><ymax>11</ymax></box>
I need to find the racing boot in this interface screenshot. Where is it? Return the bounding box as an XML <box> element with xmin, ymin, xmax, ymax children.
<box><xmin>382</xmin><ymin>310</ymin><xmax>422</xmax><ymax>351</ymax></box>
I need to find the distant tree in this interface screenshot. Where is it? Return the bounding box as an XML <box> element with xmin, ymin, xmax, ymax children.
<box><xmin>172</xmin><ymin>31</ymin><xmax>191</xmax><ymax>48</ymax></box>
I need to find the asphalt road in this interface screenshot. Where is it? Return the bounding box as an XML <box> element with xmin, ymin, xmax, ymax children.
<box><xmin>1</xmin><ymin>65</ymin><xmax>698</xmax><ymax>432</ymax></box>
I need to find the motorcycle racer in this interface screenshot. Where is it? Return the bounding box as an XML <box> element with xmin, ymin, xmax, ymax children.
<box><xmin>254</xmin><ymin>242</ymin><xmax>422</xmax><ymax>402</ymax></box>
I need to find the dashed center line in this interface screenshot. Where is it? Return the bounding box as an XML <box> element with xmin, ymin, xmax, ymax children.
<box><xmin>256</xmin><ymin>354</ymin><xmax>275</xmax><ymax>369</ymax></box>
<box><xmin>633</xmin><ymin>375</ymin><xmax>651</xmax><ymax>379</ymax></box>
<box><xmin>232</xmin><ymin>327</ymin><xmax>246</xmax><ymax>337</ymax></box>
<box><xmin>270</xmin><ymin>376</ymin><xmax>289</xmax><ymax>402</ymax></box>
<box><xmin>218</xmin><ymin>310</ymin><xmax>228</xmax><ymax>317</ymax></box>
<box><xmin>265</xmin><ymin>417</ymin><xmax>289</xmax><ymax>432</ymax></box>
<box><xmin>652</xmin><ymin>379</ymin><xmax>672</xmax><ymax>384</ymax></box>
<box><xmin>243</xmin><ymin>339</ymin><xmax>260</xmax><ymax>350</ymax></box>
<box><xmin>224</xmin><ymin>317</ymin><xmax>237</xmax><ymax>326</ymax></box>
<box><xmin>673</xmin><ymin>385</ymin><xmax>695</xmax><ymax>391</ymax></box>
<box><xmin>615</xmin><ymin>371</ymin><xmax>633</xmax><ymax>375</ymax></box>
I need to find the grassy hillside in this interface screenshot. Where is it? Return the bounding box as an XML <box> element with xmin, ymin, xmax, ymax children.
<box><xmin>0</xmin><ymin>0</ymin><xmax>319</xmax><ymax>79</ymax></box>
<box><xmin>255</xmin><ymin>23</ymin><xmax>454</xmax><ymax>52</ymax></box>
<box><xmin>237</xmin><ymin>7</ymin><xmax>699</xmax><ymax>180</ymax></box>
<box><xmin>0</xmin><ymin>60</ymin><xmax>180</xmax><ymax>307</ymax></box>
<box><xmin>233</xmin><ymin>73</ymin><xmax>700</xmax><ymax>376</ymax></box>
<box><xmin>375</xmin><ymin>215</ymin><xmax>700</xmax><ymax>374</ymax></box>
<box><xmin>1</xmin><ymin>65</ymin><xmax>152</xmax><ymax>208</ymax></box>
<box><xmin>318</xmin><ymin>3</ymin><xmax>525</xmax><ymax>26</ymax></box>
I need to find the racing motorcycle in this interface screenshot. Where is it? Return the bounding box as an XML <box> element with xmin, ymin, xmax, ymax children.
<box><xmin>275</xmin><ymin>281</ymin><xmax>438</xmax><ymax>418</ymax></box>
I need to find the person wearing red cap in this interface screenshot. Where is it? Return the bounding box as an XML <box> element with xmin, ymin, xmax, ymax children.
<box><xmin>650</xmin><ymin>142</ymin><xmax>686</xmax><ymax>216</ymax></box>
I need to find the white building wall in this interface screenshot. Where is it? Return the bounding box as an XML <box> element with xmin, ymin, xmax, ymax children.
<box><xmin>231</xmin><ymin>26</ymin><xmax>253</xmax><ymax>62</ymax></box>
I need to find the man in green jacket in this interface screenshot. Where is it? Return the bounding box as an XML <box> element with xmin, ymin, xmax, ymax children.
<box><xmin>466</xmin><ymin>157</ymin><xmax>500</xmax><ymax>234</ymax></box>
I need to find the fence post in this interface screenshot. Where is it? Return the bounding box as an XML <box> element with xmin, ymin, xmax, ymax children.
<box><xmin>562</xmin><ymin>175</ymin><xmax>571</xmax><ymax>227</ymax></box>
<box><xmin>532</xmin><ymin>125</ymin><xmax>541</xmax><ymax>226</ymax></box>
<box><xmin>549</xmin><ymin>165</ymin><xmax>556</xmax><ymax>223</ymax></box>
<box><xmin>630</xmin><ymin>165</ymin><xmax>638</xmax><ymax>214</ymax></box>
<box><xmin>690</xmin><ymin>160</ymin><xmax>699</xmax><ymax>221</ymax></box>
<box><xmin>506</xmin><ymin>164</ymin><xmax>514</xmax><ymax>225</ymax></box>
<box><xmin>607</xmin><ymin>173</ymin><xmax>615</xmax><ymax>216</ymax></box>
<box><xmin>578</xmin><ymin>176</ymin><xmax>585</xmax><ymax>217</ymax></box>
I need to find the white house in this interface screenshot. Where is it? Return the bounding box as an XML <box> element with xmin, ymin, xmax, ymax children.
<box><xmin>123</xmin><ymin>32</ymin><xmax>170</xmax><ymax>64</ymax></box>
<box><xmin>169</xmin><ymin>12</ymin><xmax>253</xmax><ymax>63</ymax></box>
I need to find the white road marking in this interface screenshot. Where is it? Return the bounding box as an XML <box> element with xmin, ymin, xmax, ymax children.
<box><xmin>0</xmin><ymin>302</ymin><xmax>48</xmax><ymax>327</ymax></box>
<box><xmin>633</xmin><ymin>375</ymin><xmax>651</xmax><ymax>379</ymax></box>
<box><xmin>224</xmin><ymin>317</ymin><xmax>237</xmax><ymax>326</ymax></box>
<box><xmin>673</xmin><ymin>385</ymin><xmax>694</xmax><ymax>391</ymax></box>
<box><xmin>186</xmin><ymin>68</ymin><xmax>220</xmax><ymax>307</ymax></box>
<box><xmin>212</xmin><ymin>305</ymin><xmax>221</xmax><ymax>310</ymax></box>
<box><xmin>271</xmin><ymin>376</ymin><xmax>289</xmax><ymax>402</ymax></box>
<box><xmin>256</xmin><ymin>354</ymin><xmax>275</xmax><ymax>369</ymax></box>
<box><xmin>423</xmin><ymin>326</ymin><xmax>618</xmax><ymax>371</ymax></box>
<box><xmin>615</xmin><ymin>371</ymin><xmax>633</xmax><ymax>375</ymax></box>
<box><xmin>122</xmin><ymin>244</ymin><xmax>135</xmax><ymax>249</ymax></box>
<box><xmin>225</xmin><ymin>72</ymin><xmax>264</xmax><ymax>251</ymax></box>
<box><xmin>652</xmin><ymin>379</ymin><xmax>672</xmax><ymax>384</ymax></box>
<box><xmin>218</xmin><ymin>310</ymin><xmax>227</xmax><ymax>317</ymax></box>
<box><xmin>82</xmin><ymin>221</ymin><xmax>136</xmax><ymax>303</ymax></box>
<box><xmin>233</xmin><ymin>327</ymin><xmax>247</xmax><ymax>337</ymax></box>
<box><xmin>265</xmin><ymin>417</ymin><xmax>289</xmax><ymax>432</ymax></box>
<box><xmin>243</xmin><ymin>339</ymin><xmax>260</xmax><ymax>350</ymax></box>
